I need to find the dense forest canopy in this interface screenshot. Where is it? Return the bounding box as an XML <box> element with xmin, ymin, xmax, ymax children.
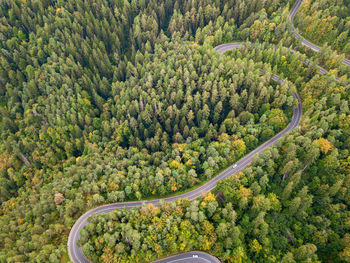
<box><xmin>79</xmin><ymin>47</ymin><xmax>350</xmax><ymax>262</ymax></box>
<box><xmin>294</xmin><ymin>0</ymin><xmax>350</xmax><ymax>57</ymax></box>
<box><xmin>0</xmin><ymin>0</ymin><xmax>292</xmax><ymax>199</ymax></box>
<box><xmin>0</xmin><ymin>0</ymin><xmax>349</xmax><ymax>262</ymax></box>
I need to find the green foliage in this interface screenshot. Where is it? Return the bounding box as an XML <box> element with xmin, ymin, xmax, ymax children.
<box><xmin>295</xmin><ymin>0</ymin><xmax>350</xmax><ymax>57</ymax></box>
<box><xmin>0</xmin><ymin>0</ymin><xmax>349</xmax><ymax>262</ymax></box>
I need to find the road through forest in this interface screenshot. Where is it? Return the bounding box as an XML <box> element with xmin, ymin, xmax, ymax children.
<box><xmin>68</xmin><ymin>0</ymin><xmax>348</xmax><ymax>262</ymax></box>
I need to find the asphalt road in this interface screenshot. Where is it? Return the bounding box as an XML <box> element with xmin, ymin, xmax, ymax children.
<box><xmin>67</xmin><ymin>1</ymin><xmax>346</xmax><ymax>262</ymax></box>
<box><xmin>67</xmin><ymin>41</ymin><xmax>302</xmax><ymax>263</ymax></box>
<box><xmin>289</xmin><ymin>0</ymin><xmax>350</xmax><ymax>66</ymax></box>
<box><xmin>153</xmin><ymin>251</ymin><xmax>221</xmax><ymax>263</ymax></box>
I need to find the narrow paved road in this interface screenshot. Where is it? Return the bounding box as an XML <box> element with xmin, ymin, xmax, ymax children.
<box><xmin>68</xmin><ymin>41</ymin><xmax>302</xmax><ymax>263</ymax></box>
<box><xmin>290</xmin><ymin>0</ymin><xmax>350</xmax><ymax>66</ymax></box>
<box><xmin>68</xmin><ymin>1</ymin><xmax>347</xmax><ymax>262</ymax></box>
<box><xmin>153</xmin><ymin>251</ymin><xmax>221</xmax><ymax>263</ymax></box>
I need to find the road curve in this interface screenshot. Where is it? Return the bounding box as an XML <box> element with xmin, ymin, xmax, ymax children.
<box><xmin>67</xmin><ymin>41</ymin><xmax>302</xmax><ymax>263</ymax></box>
<box><xmin>289</xmin><ymin>0</ymin><xmax>350</xmax><ymax>66</ymax></box>
<box><xmin>153</xmin><ymin>251</ymin><xmax>221</xmax><ymax>263</ymax></box>
<box><xmin>67</xmin><ymin>1</ymin><xmax>350</xmax><ymax>262</ymax></box>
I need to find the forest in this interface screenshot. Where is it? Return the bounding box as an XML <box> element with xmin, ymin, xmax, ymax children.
<box><xmin>0</xmin><ymin>0</ymin><xmax>349</xmax><ymax>262</ymax></box>
<box><xmin>78</xmin><ymin>43</ymin><xmax>350</xmax><ymax>262</ymax></box>
<box><xmin>294</xmin><ymin>0</ymin><xmax>350</xmax><ymax>57</ymax></box>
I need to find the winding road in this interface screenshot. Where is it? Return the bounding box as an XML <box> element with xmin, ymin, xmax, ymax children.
<box><xmin>152</xmin><ymin>251</ymin><xmax>221</xmax><ymax>263</ymax></box>
<box><xmin>67</xmin><ymin>0</ymin><xmax>346</xmax><ymax>262</ymax></box>
<box><xmin>68</xmin><ymin>41</ymin><xmax>302</xmax><ymax>263</ymax></box>
<box><xmin>290</xmin><ymin>0</ymin><xmax>350</xmax><ymax>66</ymax></box>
